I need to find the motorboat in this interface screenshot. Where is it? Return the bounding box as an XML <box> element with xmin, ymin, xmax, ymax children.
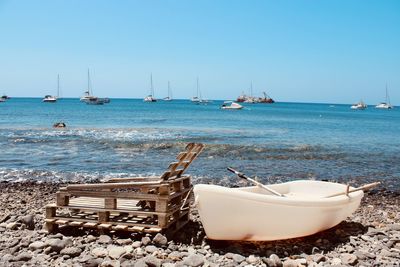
<box><xmin>376</xmin><ymin>85</ymin><xmax>393</xmax><ymax>109</ymax></box>
<box><xmin>194</xmin><ymin>180</ymin><xmax>364</xmax><ymax>241</ymax></box>
<box><xmin>43</xmin><ymin>95</ymin><xmax>57</xmax><ymax>102</ymax></box>
<box><xmin>144</xmin><ymin>74</ymin><xmax>157</xmax><ymax>102</ymax></box>
<box><xmin>43</xmin><ymin>74</ymin><xmax>61</xmax><ymax>103</ymax></box>
<box><xmin>350</xmin><ymin>101</ymin><xmax>367</xmax><ymax>110</ymax></box>
<box><xmin>221</xmin><ymin>101</ymin><xmax>243</xmax><ymax>110</ymax></box>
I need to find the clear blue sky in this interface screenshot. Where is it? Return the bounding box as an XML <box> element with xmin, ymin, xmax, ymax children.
<box><xmin>0</xmin><ymin>0</ymin><xmax>399</xmax><ymax>104</ymax></box>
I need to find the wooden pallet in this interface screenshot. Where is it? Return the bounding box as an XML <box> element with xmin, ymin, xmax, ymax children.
<box><xmin>45</xmin><ymin>143</ymin><xmax>203</xmax><ymax>235</ymax></box>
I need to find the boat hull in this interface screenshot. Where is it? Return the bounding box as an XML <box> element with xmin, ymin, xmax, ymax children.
<box><xmin>194</xmin><ymin>180</ymin><xmax>363</xmax><ymax>241</ymax></box>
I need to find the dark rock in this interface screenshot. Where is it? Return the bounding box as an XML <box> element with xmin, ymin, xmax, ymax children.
<box><xmin>60</xmin><ymin>247</ymin><xmax>82</xmax><ymax>257</ymax></box>
<box><xmin>20</xmin><ymin>214</ymin><xmax>35</xmax><ymax>230</ymax></box>
<box><xmin>153</xmin><ymin>233</ymin><xmax>168</xmax><ymax>247</ymax></box>
<box><xmin>14</xmin><ymin>252</ymin><xmax>32</xmax><ymax>261</ymax></box>
<box><xmin>46</xmin><ymin>238</ymin><xmax>66</xmax><ymax>252</ymax></box>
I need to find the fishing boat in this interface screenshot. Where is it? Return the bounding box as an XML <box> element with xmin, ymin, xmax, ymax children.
<box><xmin>1</xmin><ymin>95</ymin><xmax>10</xmax><ymax>100</ymax></box>
<box><xmin>144</xmin><ymin>74</ymin><xmax>157</xmax><ymax>102</ymax></box>
<box><xmin>194</xmin><ymin>180</ymin><xmax>366</xmax><ymax>241</ymax></box>
<box><xmin>80</xmin><ymin>69</ymin><xmax>108</xmax><ymax>105</ymax></box>
<box><xmin>376</xmin><ymin>84</ymin><xmax>393</xmax><ymax>109</ymax></box>
<box><xmin>43</xmin><ymin>75</ymin><xmax>60</xmax><ymax>102</ymax></box>
<box><xmin>350</xmin><ymin>101</ymin><xmax>367</xmax><ymax>110</ymax></box>
<box><xmin>163</xmin><ymin>81</ymin><xmax>173</xmax><ymax>101</ymax></box>
<box><xmin>258</xmin><ymin>92</ymin><xmax>275</xmax><ymax>103</ymax></box>
<box><xmin>221</xmin><ymin>101</ymin><xmax>243</xmax><ymax>110</ymax></box>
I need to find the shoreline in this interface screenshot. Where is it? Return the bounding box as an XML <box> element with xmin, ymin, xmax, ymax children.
<box><xmin>1</xmin><ymin>181</ymin><xmax>399</xmax><ymax>266</ymax></box>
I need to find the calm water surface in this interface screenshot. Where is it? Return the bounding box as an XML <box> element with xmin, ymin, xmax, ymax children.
<box><xmin>0</xmin><ymin>98</ymin><xmax>399</xmax><ymax>190</ymax></box>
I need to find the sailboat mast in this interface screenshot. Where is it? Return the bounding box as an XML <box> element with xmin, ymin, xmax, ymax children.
<box><xmin>168</xmin><ymin>81</ymin><xmax>170</xmax><ymax>98</ymax></box>
<box><xmin>250</xmin><ymin>82</ymin><xmax>253</xmax><ymax>97</ymax></box>
<box><xmin>197</xmin><ymin>77</ymin><xmax>199</xmax><ymax>98</ymax></box>
<box><xmin>150</xmin><ymin>73</ymin><xmax>154</xmax><ymax>96</ymax></box>
<box><xmin>87</xmin><ymin>69</ymin><xmax>91</xmax><ymax>95</ymax></box>
<box><xmin>57</xmin><ymin>74</ymin><xmax>60</xmax><ymax>98</ymax></box>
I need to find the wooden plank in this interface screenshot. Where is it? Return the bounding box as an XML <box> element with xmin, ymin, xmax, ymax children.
<box><xmin>83</xmin><ymin>222</ymin><xmax>98</xmax><ymax>227</ymax></box>
<box><xmin>106</xmin><ymin>177</ymin><xmax>159</xmax><ymax>183</ymax></box>
<box><xmin>65</xmin><ymin>190</ymin><xmax>167</xmax><ymax>200</ymax></box>
<box><xmin>98</xmin><ymin>223</ymin><xmax>112</xmax><ymax>229</ymax></box>
<box><xmin>69</xmin><ymin>221</ymin><xmax>84</xmax><ymax>227</ymax></box>
<box><xmin>55</xmin><ymin>219</ymin><xmax>69</xmax><ymax>225</ymax></box>
<box><xmin>130</xmin><ymin>226</ymin><xmax>145</xmax><ymax>232</ymax></box>
<box><xmin>67</xmin><ymin>180</ymin><xmax>162</xmax><ymax>190</ymax></box>
<box><xmin>114</xmin><ymin>225</ymin><xmax>129</xmax><ymax>231</ymax></box>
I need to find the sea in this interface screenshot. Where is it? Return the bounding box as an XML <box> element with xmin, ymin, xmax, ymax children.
<box><xmin>0</xmin><ymin>98</ymin><xmax>399</xmax><ymax>191</ymax></box>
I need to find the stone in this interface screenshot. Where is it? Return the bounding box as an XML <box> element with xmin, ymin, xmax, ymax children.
<box><xmin>153</xmin><ymin>233</ymin><xmax>168</xmax><ymax>247</ymax></box>
<box><xmin>6</xmin><ymin>222</ymin><xmax>19</xmax><ymax>230</ymax></box>
<box><xmin>134</xmin><ymin>259</ymin><xmax>147</xmax><ymax>267</ymax></box>
<box><xmin>145</xmin><ymin>245</ymin><xmax>158</xmax><ymax>254</ymax></box>
<box><xmin>331</xmin><ymin>258</ymin><xmax>341</xmax><ymax>265</ymax></box>
<box><xmin>101</xmin><ymin>260</ymin><xmax>121</xmax><ymax>267</ymax></box>
<box><xmin>264</xmin><ymin>254</ymin><xmax>282</xmax><ymax>267</ymax></box>
<box><xmin>85</xmin><ymin>235</ymin><xmax>97</xmax><ymax>243</ymax></box>
<box><xmin>144</xmin><ymin>255</ymin><xmax>161</xmax><ymax>267</ymax></box>
<box><xmin>29</xmin><ymin>241</ymin><xmax>46</xmax><ymax>251</ymax></box>
<box><xmin>60</xmin><ymin>247</ymin><xmax>82</xmax><ymax>257</ymax></box>
<box><xmin>108</xmin><ymin>246</ymin><xmax>126</xmax><ymax>259</ymax></box>
<box><xmin>86</xmin><ymin>258</ymin><xmax>104</xmax><ymax>267</ymax></box>
<box><xmin>341</xmin><ymin>253</ymin><xmax>358</xmax><ymax>266</ymax></box>
<box><xmin>282</xmin><ymin>259</ymin><xmax>298</xmax><ymax>267</ymax></box>
<box><xmin>169</xmin><ymin>251</ymin><xmax>182</xmax><ymax>260</ymax></box>
<box><xmin>99</xmin><ymin>235</ymin><xmax>113</xmax><ymax>244</ymax></box>
<box><xmin>247</xmin><ymin>255</ymin><xmax>259</xmax><ymax>264</ymax></box>
<box><xmin>14</xmin><ymin>252</ymin><xmax>32</xmax><ymax>261</ymax></box>
<box><xmin>20</xmin><ymin>214</ymin><xmax>35</xmax><ymax>230</ymax></box>
<box><xmin>46</xmin><ymin>238</ymin><xmax>66</xmax><ymax>252</ymax></box>
<box><xmin>132</xmin><ymin>241</ymin><xmax>142</xmax><ymax>248</ymax></box>
<box><xmin>92</xmin><ymin>247</ymin><xmax>108</xmax><ymax>258</ymax></box>
<box><xmin>232</xmin><ymin>253</ymin><xmax>245</xmax><ymax>263</ymax></box>
<box><xmin>141</xmin><ymin>236</ymin><xmax>151</xmax><ymax>246</ymax></box>
<box><xmin>116</xmin><ymin>238</ymin><xmax>132</xmax><ymax>246</ymax></box>
<box><xmin>388</xmin><ymin>223</ymin><xmax>400</xmax><ymax>231</ymax></box>
<box><xmin>183</xmin><ymin>254</ymin><xmax>204</xmax><ymax>267</ymax></box>
<box><xmin>312</xmin><ymin>254</ymin><xmax>326</xmax><ymax>263</ymax></box>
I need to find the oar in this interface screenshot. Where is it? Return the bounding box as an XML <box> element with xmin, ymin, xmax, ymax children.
<box><xmin>227</xmin><ymin>167</ymin><xmax>285</xmax><ymax>197</ymax></box>
<box><xmin>325</xmin><ymin>182</ymin><xmax>381</xmax><ymax>198</ymax></box>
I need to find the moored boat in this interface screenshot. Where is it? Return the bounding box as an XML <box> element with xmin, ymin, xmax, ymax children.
<box><xmin>42</xmin><ymin>95</ymin><xmax>57</xmax><ymax>102</ymax></box>
<box><xmin>221</xmin><ymin>101</ymin><xmax>243</xmax><ymax>110</ymax></box>
<box><xmin>351</xmin><ymin>101</ymin><xmax>367</xmax><ymax>110</ymax></box>
<box><xmin>376</xmin><ymin>84</ymin><xmax>393</xmax><ymax>109</ymax></box>
<box><xmin>194</xmin><ymin>180</ymin><xmax>364</xmax><ymax>241</ymax></box>
<box><xmin>81</xmin><ymin>69</ymin><xmax>109</xmax><ymax>105</ymax></box>
<box><xmin>144</xmin><ymin>74</ymin><xmax>157</xmax><ymax>102</ymax></box>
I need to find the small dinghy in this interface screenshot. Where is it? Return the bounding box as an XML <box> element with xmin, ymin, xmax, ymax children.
<box><xmin>193</xmin><ymin>168</ymin><xmax>378</xmax><ymax>241</ymax></box>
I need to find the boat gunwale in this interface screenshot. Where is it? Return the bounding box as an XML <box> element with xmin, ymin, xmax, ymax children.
<box><xmin>194</xmin><ymin>180</ymin><xmax>364</xmax><ymax>208</ymax></box>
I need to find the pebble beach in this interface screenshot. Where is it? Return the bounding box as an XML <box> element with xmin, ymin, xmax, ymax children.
<box><xmin>1</xmin><ymin>181</ymin><xmax>399</xmax><ymax>267</ymax></box>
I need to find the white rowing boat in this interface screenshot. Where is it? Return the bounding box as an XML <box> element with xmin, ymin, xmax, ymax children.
<box><xmin>193</xmin><ymin>180</ymin><xmax>364</xmax><ymax>241</ymax></box>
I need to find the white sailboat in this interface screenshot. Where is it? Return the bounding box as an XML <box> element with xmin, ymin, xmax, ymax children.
<box><xmin>144</xmin><ymin>74</ymin><xmax>157</xmax><ymax>102</ymax></box>
<box><xmin>191</xmin><ymin>77</ymin><xmax>201</xmax><ymax>103</ymax></box>
<box><xmin>80</xmin><ymin>69</ymin><xmax>107</xmax><ymax>105</ymax></box>
<box><xmin>163</xmin><ymin>81</ymin><xmax>173</xmax><ymax>101</ymax></box>
<box><xmin>376</xmin><ymin>84</ymin><xmax>393</xmax><ymax>109</ymax></box>
<box><xmin>43</xmin><ymin>74</ymin><xmax>60</xmax><ymax>102</ymax></box>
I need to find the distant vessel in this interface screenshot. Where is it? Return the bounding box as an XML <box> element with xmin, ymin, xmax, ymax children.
<box><xmin>0</xmin><ymin>94</ymin><xmax>9</xmax><ymax>102</ymax></box>
<box><xmin>351</xmin><ymin>101</ymin><xmax>367</xmax><ymax>110</ymax></box>
<box><xmin>191</xmin><ymin>77</ymin><xmax>201</xmax><ymax>103</ymax></box>
<box><xmin>237</xmin><ymin>84</ymin><xmax>274</xmax><ymax>103</ymax></box>
<box><xmin>43</xmin><ymin>75</ymin><xmax>60</xmax><ymax>102</ymax></box>
<box><xmin>144</xmin><ymin>74</ymin><xmax>157</xmax><ymax>102</ymax></box>
<box><xmin>163</xmin><ymin>81</ymin><xmax>173</xmax><ymax>101</ymax></box>
<box><xmin>80</xmin><ymin>69</ymin><xmax>109</xmax><ymax>105</ymax></box>
<box><xmin>375</xmin><ymin>85</ymin><xmax>393</xmax><ymax>109</ymax></box>
<box><xmin>221</xmin><ymin>101</ymin><xmax>243</xmax><ymax>110</ymax></box>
